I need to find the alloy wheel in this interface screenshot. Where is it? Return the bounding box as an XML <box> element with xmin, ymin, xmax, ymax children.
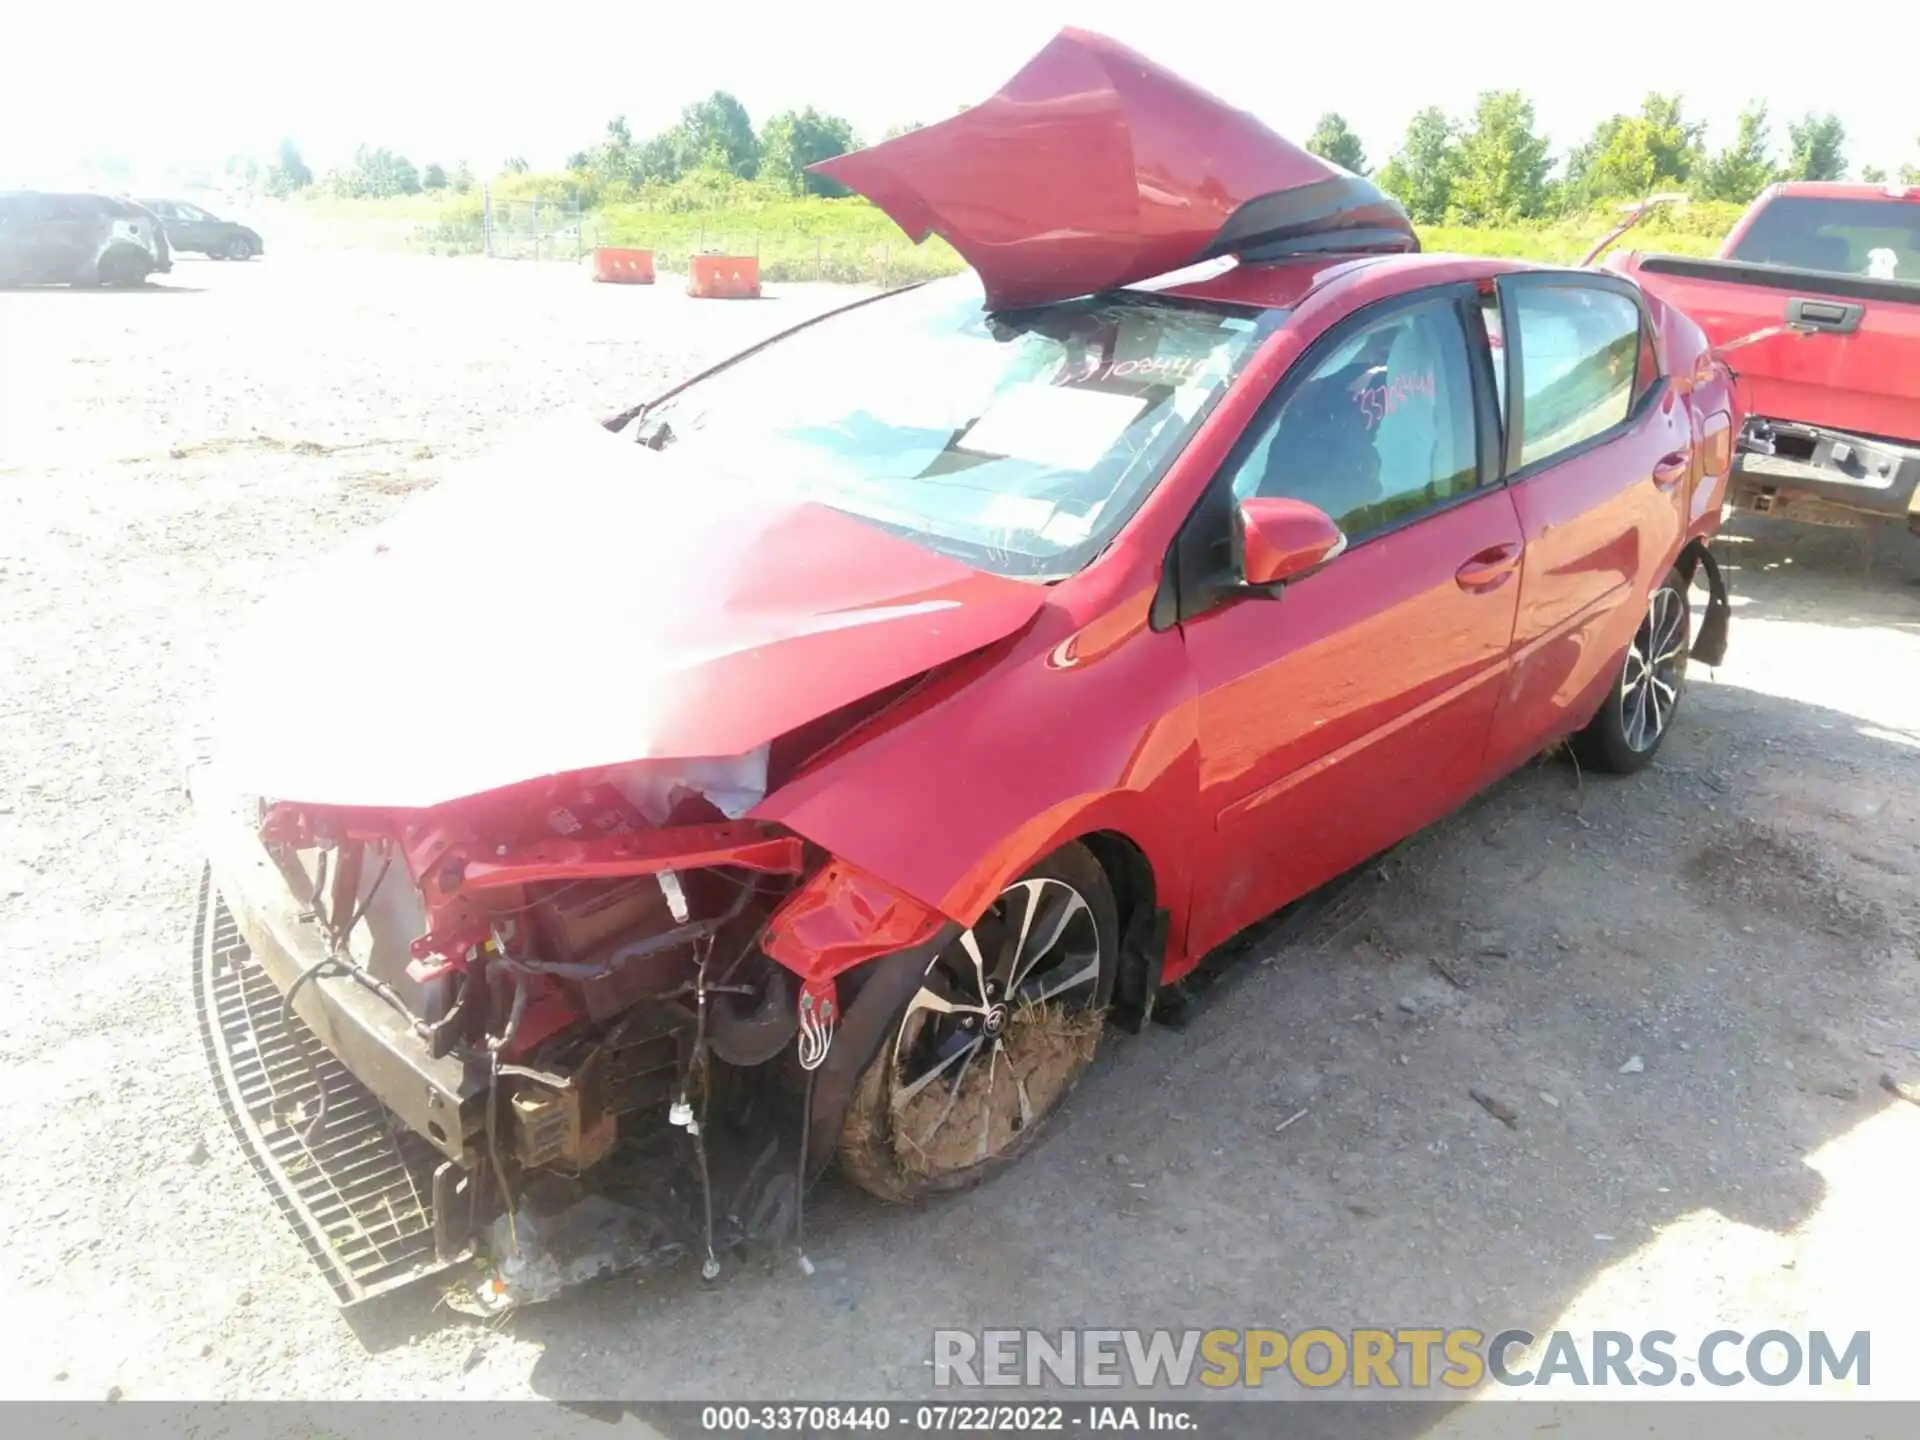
<box><xmin>1621</xmin><ymin>583</ymin><xmax>1687</xmax><ymax>753</ymax></box>
<box><xmin>882</xmin><ymin>876</ymin><xmax>1105</xmax><ymax>1178</ymax></box>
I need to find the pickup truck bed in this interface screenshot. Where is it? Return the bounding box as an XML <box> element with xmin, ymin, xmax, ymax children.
<box><xmin>1607</xmin><ymin>184</ymin><xmax>1920</xmax><ymax>533</ymax></box>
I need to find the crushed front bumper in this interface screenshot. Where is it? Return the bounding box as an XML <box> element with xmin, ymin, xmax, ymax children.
<box><xmin>191</xmin><ymin>762</ymin><xmax>490</xmax><ymax>1167</ymax></box>
<box><xmin>191</xmin><ymin>863</ymin><xmax>469</xmax><ymax>1304</ymax></box>
<box><xmin>185</xmin><ymin>758</ymin><xmax>816</xmax><ymax>1308</ymax></box>
<box><xmin>188</xmin><ymin>756</ymin><xmax>488</xmax><ymax>1304</ymax></box>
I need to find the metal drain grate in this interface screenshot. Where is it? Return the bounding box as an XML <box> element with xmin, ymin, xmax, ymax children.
<box><xmin>193</xmin><ymin>865</ymin><xmax>461</xmax><ymax>1305</ymax></box>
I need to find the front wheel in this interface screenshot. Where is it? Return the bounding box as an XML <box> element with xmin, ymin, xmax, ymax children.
<box><xmin>838</xmin><ymin>842</ymin><xmax>1117</xmax><ymax>1202</ymax></box>
<box><xmin>1572</xmin><ymin>567</ymin><xmax>1691</xmax><ymax>774</ymax></box>
<box><xmin>225</xmin><ymin>236</ymin><xmax>255</xmax><ymax>261</ymax></box>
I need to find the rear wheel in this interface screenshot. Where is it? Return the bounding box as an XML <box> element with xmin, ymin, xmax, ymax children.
<box><xmin>1572</xmin><ymin>567</ymin><xmax>1691</xmax><ymax>774</ymax></box>
<box><xmin>838</xmin><ymin>842</ymin><xmax>1117</xmax><ymax>1201</ymax></box>
<box><xmin>97</xmin><ymin>248</ymin><xmax>150</xmax><ymax>288</ymax></box>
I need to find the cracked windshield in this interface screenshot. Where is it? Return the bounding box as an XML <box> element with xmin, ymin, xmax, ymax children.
<box><xmin>636</xmin><ymin>274</ymin><xmax>1272</xmax><ymax>576</ymax></box>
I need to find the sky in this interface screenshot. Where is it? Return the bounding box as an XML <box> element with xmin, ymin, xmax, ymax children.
<box><xmin>7</xmin><ymin>1</ymin><xmax>1917</xmax><ymax>189</ymax></box>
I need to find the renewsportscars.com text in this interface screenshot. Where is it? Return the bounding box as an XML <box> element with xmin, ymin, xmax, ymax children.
<box><xmin>931</xmin><ymin>1328</ymin><xmax>1871</xmax><ymax>1391</ymax></box>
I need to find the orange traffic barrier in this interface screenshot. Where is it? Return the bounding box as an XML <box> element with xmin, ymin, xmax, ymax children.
<box><xmin>688</xmin><ymin>254</ymin><xmax>760</xmax><ymax>299</ymax></box>
<box><xmin>593</xmin><ymin>248</ymin><xmax>655</xmax><ymax>284</ymax></box>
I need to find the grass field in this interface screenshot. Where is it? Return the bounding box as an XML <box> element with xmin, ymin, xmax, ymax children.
<box><xmin>257</xmin><ymin>189</ymin><xmax>1744</xmax><ymax>281</ymax></box>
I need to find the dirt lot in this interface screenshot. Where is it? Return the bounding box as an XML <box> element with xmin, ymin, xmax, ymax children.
<box><xmin>3</xmin><ymin>252</ymin><xmax>1919</xmax><ymax>1418</ymax></box>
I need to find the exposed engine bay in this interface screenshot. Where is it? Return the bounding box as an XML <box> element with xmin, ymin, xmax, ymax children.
<box><xmin>208</xmin><ymin>717</ymin><xmax>955</xmax><ymax>1310</ymax></box>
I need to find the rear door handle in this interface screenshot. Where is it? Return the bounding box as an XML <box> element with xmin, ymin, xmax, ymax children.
<box><xmin>1652</xmin><ymin>450</ymin><xmax>1691</xmax><ymax>490</ymax></box>
<box><xmin>1785</xmin><ymin>296</ymin><xmax>1864</xmax><ymax>333</ymax></box>
<box><xmin>1455</xmin><ymin>542</ymin><xmax>1521</xmax><ymax>593</ymax></box>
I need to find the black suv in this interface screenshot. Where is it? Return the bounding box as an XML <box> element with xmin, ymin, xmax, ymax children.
<box><xmin>0</xmin><ymin>191</ymin><xmax>172</xmax><ymax>286</ymax></box>
<box><xmin>137</xmin><ymin>198</ymin><xmax>263</xmax><ymax>260</ymax></box>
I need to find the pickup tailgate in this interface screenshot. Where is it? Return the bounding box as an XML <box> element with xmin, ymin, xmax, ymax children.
<box><xmin>1615</xmin><ymin>253</ymin><xmax>1920</xmax><ymax>442</ymax></box>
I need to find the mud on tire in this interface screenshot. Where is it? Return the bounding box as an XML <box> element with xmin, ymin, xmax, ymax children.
<box><xmin>838</xmin><ymin>841</ymin><xmax>1118</xmax><ymax>1202</ymax></box>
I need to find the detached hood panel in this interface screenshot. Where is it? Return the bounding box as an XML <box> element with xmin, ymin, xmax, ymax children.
<box><xmin>213</xmin><ymin>419</ymin><xmax>1046</xmax><ymax>810</ymax></box>
<box><xmin>811</xmin><ymin>27</ymin><xmax>1415</xmax><ymax>311</ymax></box>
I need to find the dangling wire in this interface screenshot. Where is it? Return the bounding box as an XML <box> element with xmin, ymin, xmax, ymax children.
<box><xmin>484</xmin><ymin>968</ymin><xmax>529</xmax><ymax>1254</ymax></box>
<box><xmin>282</xmin><ymin>844</ymin><xmax>396</xmax><ymax>1149</ymax></box>
<box><xmin>794</xmin><ymin>1068</ymin><xmax>817</xmax><ymax>1276</ymax></box>
<box><xmin>676</xmin><ymin>934</ymin><xmax>722</xmax><ymax>1280</ymax></box>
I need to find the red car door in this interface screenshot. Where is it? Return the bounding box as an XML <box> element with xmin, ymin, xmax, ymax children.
<box><xmin>1477</xmin><ymin>275</ymin><xmax>1693</xmax><ymax>775</ymax></box>
<box><xmin>1174</xmin><ymin>285</ymin><xmax>1523</xmax><ymax>961</ymax></box>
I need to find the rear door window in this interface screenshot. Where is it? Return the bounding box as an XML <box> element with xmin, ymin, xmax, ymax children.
<box><xmin>1728</xmin><ymin>195</ymin><xmax>1920</xmax><ymax>280</ymax></box>
<box><xmin>1509</xmin><ymin>284</ymin><xmax>1643</xmax><ymax>469</ymax></box>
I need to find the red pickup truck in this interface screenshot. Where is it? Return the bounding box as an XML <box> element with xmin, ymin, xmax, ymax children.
<box><xmin>1603</xmin><ymin>182</ymin><xmax>1920</xmax><ymax>535</ymax></box>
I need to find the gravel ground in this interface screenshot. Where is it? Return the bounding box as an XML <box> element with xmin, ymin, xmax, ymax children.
<box><xmin>3</xmin><ymin>253</ymin><xmax>1918</xmax><ymax>1422</ymax></box>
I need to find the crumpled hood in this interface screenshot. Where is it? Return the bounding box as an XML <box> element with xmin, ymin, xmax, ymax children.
<box><xmin>211</xmin><ymin>417</ymin><xmax>1047</xmax><ymax>809</ymax></box>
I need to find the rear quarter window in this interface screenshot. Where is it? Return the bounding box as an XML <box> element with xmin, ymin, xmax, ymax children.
<box><xmin>1729</xmin><ymin>195</ymin><xmax>1920</xmax><ymax>281</ymax></box>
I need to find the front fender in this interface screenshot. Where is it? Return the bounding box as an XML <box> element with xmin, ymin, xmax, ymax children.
<box><xmin>755</xmin><ymin>583</ymin><xmax>1204</xmax><ymax>968</ymax></box>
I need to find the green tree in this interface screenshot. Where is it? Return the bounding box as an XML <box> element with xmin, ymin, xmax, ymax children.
<box><xmin>320</xmin><ymin>146</ymin><xmax>421</xmax><ymax>198</ymax></box>
<box><xmin>1448</xmin><ymin>91</ymin><xmax>1551</xmax><ymax>222</ymax></box>
<box><xmin>450</xmin><ymin>161</ymin><xmax>475</xmax><ymax>195</ymax></box>
<box><xmin>1305</xmin><ymin>112</ymin><xmax>1368</xmax><ymax>174</ymax></box>
<box><xmin>1376</xmin><ymin>107</ymin><xmax>1457</xmax><ymax>224</ymax></box>
<box><xmin>224</xmin><ymin>153</ymin><xmax>261</xmax><ymax>191</ymax></box>
<box><xmin>578</xmin><ymin>115</ymin><xmax>639</xmax><ymax>190</ymax></box>
<box><xmin>1782</xmin><ymin>113</ymin><xmax>1847</xmax><ymax>181</ymax></box>
<box><xmin>1861</xmin><ymin>165</ymin><xmax>1888</xmax><ymax>184</ymax></box>
<box><xmin>1564</xmin><ymin>93</ymin><xmax>1702</xmax><ymax>205</ymax></box>
<box><xmin>675</xmin><ymin>91</ymin><xmax>758</xmax><ymax>178</ymax></box>
<box><xmin>422</xmin><ymin>162</ymin><xmax>448</xmax><ymax>190</ymax></box>
<box><xmin>1697</xmin><ymin>103</ymin><xmax>1774</xmax><ymax>202</ymax></box>
<box><xmin>503</xmin><ymin>156</ymin><xmax>530</xmax><ymax>175</ymax></box>
<box><xmin>1903</xmin><ymin>141</ymin><xmax>1920</xmax><ymax>187</ymax></box>
<box><xmin>264</xmin><ymin>138</ymin><xmax>313</xmax><ymax>196</ymax></box>
<box><xmin>881</xmin><ymin>121</ymin><xmax>924</xmax><ymax>141</ymax></box>
<box><xmin>758</xmin><ymin>106</ymin><xmax>857</xmax><ymax>195</ymax></box>
<box><xmin>356</xmin><ymin>146</ymin><xmax>421</xmax><ymax>197</ymax></box>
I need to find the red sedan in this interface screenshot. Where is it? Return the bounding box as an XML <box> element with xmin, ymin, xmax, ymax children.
<box><xmin>192</xmin><ymin>29</ymin><xmax>1736</xmax><ymax>1305</ymax></box>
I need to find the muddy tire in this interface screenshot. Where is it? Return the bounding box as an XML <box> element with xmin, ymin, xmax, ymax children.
<box><xmin>838</xmin><ymin>841</ymin><xmax>1117</xmax><ymax>1203</ymax></box>
<box><xmin>1573</xmin><ymin>566</ymin><xmax>1691</xmax><ymax>775</ymax></box>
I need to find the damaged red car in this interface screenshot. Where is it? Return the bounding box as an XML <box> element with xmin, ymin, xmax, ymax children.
<box><xmin>188</xmin><ymin>28</ymin><xmax>1738</xmax><ymax>1309</ymax></box>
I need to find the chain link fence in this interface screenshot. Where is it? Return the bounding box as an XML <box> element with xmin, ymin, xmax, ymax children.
<box><xmin>403</xmin><ymin>193</ymin><xmax>587</xmax><ymax>259</ymax></box>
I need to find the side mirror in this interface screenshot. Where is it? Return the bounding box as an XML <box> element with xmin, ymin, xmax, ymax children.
<box><xmin>1233</xmin><ymin>496</ymin><xmax>1347</xmax><ymax>590</ymax></box>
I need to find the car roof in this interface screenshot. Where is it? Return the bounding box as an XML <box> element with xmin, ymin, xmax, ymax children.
<box><xmin>2</xmin><ymin>189</ymin><xmax>137</xmax><ymax>205</ymax></box>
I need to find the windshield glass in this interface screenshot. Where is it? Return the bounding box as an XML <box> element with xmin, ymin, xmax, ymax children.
<box><xmin>633</xmin><ymin>274</ymin><xmax>1276</xmax><ymax>578</ymax></box>
<box><xmin>1729</xmin><ymin>196</ymin><xmax>1920</xmax><ymax>280</ymax></box>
